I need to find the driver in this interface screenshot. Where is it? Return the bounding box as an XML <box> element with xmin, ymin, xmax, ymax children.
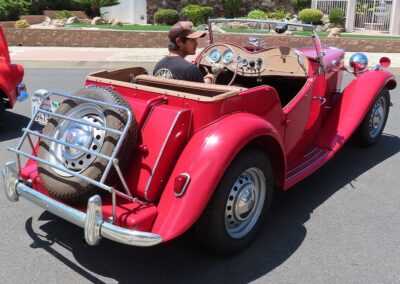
<box><xmin>153</xmin><ymin>21</ymin><xmax>214</xmax><ymax>84</ymax></box>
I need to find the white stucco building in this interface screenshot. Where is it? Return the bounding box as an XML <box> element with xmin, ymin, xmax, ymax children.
<box><xmin>100</xmin><ymin>0</ymin><xmax>147</xmax><ymax>24</ymax></box>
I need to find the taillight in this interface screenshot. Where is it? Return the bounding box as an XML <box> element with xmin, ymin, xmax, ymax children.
<box><xmin>174</xmin><ymin>173</ymin><xmax>191</xmax><ymax>197</ymax></box>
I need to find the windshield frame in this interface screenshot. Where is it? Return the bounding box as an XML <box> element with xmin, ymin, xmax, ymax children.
<box><xmin>207</xmin><ymin>18</ymin><xmax>325</xmax><ymax>69</ymax></box>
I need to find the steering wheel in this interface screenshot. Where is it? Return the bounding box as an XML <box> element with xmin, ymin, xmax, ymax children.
<box><xmin>197</xmin><ymin>44</ymin><xmax>238</xmax><ymax>86</ymax></box>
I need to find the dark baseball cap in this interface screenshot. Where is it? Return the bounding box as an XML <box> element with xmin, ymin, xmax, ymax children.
<box><xmin>168</xmin><ymin>21</ymin><xmax>206</xmax><ymax>41</ymax></box>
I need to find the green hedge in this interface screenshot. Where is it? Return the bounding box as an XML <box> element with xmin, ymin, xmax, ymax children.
<box><xmin>299</xmin><ymin>8</ymin><xmax>323</xmax><ymax>24</ymax></box>
<box><xmin>329</xmin><ymin>8</ymin><xmax>344</xmax><ymax>24</ymax></box>
<box><xmin>154</xmin><ymin>9</ymin><xmax>179</xmax><ymax>25</ymax></box>
<box><xmin>247</xmin><ymin>9</ymin><xmax>267</xmax><ymax>19</ymax></box>
<box><xmin>182</xmin><ymin>5</ymin><xmax>213</xmax><ymax>26</ymax></box>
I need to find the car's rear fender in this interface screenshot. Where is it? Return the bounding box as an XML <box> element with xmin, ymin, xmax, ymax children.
<box><xmin>152</xmin><ymin>112</ymin><xmax>286</xmax><ymax>241</ymax></box>
<box><xmin>315</xmin><ymin>70</ymin><xmax>396</xmax><ymax>150</ymax></box>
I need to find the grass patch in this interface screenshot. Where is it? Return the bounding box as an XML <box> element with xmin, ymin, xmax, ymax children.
<box><xmin>67</xmin><ymin>23</ymin><xmax>171</xmax><ymax>31</ymax></box>
<box><xmin>67</xmin><ymin>23</ymin><xmax>400</xmax><ymax>40</ymax></box>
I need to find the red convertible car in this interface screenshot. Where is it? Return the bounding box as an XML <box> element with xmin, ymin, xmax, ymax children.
<box><xmin>3</xmin><ymin>19</ymin><xmax>397</xmax><ymax>253</ymax></box>
<box><xmin>0</xmin><ymin>27</ymin><xmax>28</xmax><ymax>123</ymax></box>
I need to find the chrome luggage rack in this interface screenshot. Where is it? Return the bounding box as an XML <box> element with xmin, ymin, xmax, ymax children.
<box><xmin>9</xmin><ymin>88</ymin><xmax>138</xmax><ymax>221</ymax></box>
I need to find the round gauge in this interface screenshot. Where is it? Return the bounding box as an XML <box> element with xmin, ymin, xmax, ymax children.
<box><xmin>237</xmin><ymin>55</ymin><xmax>243</xmax><ymax>63</ymax></box>
<box><xmin>223</xmin><ymin>49</ymin><xmax>234</xmax><ymax>64</ymax></box>
<box><xmin>209</xmin><ymin>49</ymin><xmax>221</xmax><ymax>63</ymax></box>
<box><xmin>242</xmin><ymin>58</ymin><xmax>249</xmax><ymax>66</ymax></box>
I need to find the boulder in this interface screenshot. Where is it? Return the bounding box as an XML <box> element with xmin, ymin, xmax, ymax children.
<box><xmin>328</xmin><ymin>27</ymin><xmax>341</xmax><ymax>37</ymax></box>
<box><xmin>52</xmin><ymin>19</ymin><xmax>66</xmax><ymax>27</ymax></box>
<box><xmin>111</xmin><ymin>20</ymin><xmax>123</xmax><ymax>27</ymax></box>
<box><xmin>91</xmin><ymin>17</ymin><xmax>104</xmax><ymax>25</ymax></box>
<box><xmin>66</xmin><ymin>16</ymin><xmax>79</xmax><ymax>24</ymax></box>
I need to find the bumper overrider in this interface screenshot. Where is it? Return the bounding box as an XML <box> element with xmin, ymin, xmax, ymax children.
<box><xmin>2</xmin><ymin>161</ymin><xmax>163</xmax><ymax>247</ymax></box>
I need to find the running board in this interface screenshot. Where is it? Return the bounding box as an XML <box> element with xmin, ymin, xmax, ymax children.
<box><xmin>285</xmin><ymin>147</ymin><xmax>331</xmax><ymax>188</ymax></box>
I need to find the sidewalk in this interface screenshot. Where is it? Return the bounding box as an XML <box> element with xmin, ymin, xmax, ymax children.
<box><xmin>8</xmin><ymin>46</ymin><xmax>400</xmax><ymax>73</ymax></box>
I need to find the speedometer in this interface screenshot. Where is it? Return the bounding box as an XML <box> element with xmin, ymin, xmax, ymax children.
<box><xmin>209</xmin><ymin>49</ymin><xmax>221</xmax><ymax>63</ymax></box>
<box><xmin>223</xmin><ymin>50</ymin><xmax>234</xmax><ymax>64</ymax></box>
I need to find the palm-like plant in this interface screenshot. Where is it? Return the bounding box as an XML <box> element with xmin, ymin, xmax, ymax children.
<box><xmin>74</xmin><ymin>0</ymin><xmax>120</xmax><ymax>17</ymax></box>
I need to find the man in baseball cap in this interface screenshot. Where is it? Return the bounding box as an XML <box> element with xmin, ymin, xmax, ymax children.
<box><xmin>154</xmin><ymin>21</ymin><xmax>214</xmax><ymax>83</ymax></box>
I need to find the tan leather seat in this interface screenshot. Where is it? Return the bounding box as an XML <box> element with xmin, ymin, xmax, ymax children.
<box><xmin>135</xmin><ymin>75</ymin><xmax>247</xmax><ymax>97</ymax></box>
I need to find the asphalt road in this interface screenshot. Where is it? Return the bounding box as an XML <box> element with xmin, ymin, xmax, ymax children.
<box><xmin>0</xmin><ymin>69</ymin><xmax>399</xmax><ymax>283</ymax></box>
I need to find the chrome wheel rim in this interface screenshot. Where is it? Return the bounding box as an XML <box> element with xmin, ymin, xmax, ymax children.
<box><xmin>369</xmin><ymin>96</ymin><xmax>387</xmax><ymax>138</ymax></box>
<box><xmin>49</xmin><ymin>103</ymin><xmax>106</xmax><ymax>176</ymax></box>
<box><xmin>225</xmin><ymin>167</ymin><xmax>266</xmax><ymax>238</ymax></box>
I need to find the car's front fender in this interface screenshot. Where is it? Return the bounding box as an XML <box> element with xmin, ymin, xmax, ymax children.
<box><xmin>152</xmin><ymin>112</ymin><xmax>286</xmax><ymax>241</ymax></box>
<box><xmin>316</xmin><ymin>70</ymin><xmax>396</xmax><ymax>150</ymax></box>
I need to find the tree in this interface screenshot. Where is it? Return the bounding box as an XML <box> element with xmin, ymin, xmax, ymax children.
<box><xmin>73</xmin><ymin>0</ymin><xmax>120</xmax><ymax>17</ymax></box>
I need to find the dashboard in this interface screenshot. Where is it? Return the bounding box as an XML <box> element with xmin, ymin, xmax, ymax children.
<box><xmin>198</xmin><ymin>43</ymin><xmax>309</xmax><ymax>78</ymax></box>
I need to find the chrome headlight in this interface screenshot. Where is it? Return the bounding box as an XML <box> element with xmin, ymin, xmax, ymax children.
<box><xmin>349</xmin><ymin>53</ymin><xmax>369</xmax><ymax>75</ymax></box>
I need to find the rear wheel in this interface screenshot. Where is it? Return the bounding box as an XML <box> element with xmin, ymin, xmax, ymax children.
<box><xmin>37</xmin><ymin>87</ymin><xmax>136</xmax><ymax>202</ymax></box>
<box><xmin>354</xmin><ymin>89</ymin><xmax>390</xmax><ymax>147</ymax></box>
<box><xmin>195</xmin><ymin>148</ymin><xmax>274</xmax><ymax>254</ymax></box>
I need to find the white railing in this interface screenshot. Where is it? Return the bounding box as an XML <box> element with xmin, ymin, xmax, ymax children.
<box><xmin>312</xmin><ymin>0</ymin><xmax>349</xmax><ymax>17</ymax></box>
<box><xmin>312</xmin><ymin>0</ymin><xmax>394</xmax><ymax>33</ymax></box>
<box><xmin>354</xmin><ymin>0</ymin><xmax>392</xmax><ymax>32</ymax></box>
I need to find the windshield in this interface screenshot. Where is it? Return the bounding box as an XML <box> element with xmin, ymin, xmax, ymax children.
<box><xmin>204</xmin><ymin>18</ymin><xmax>318</xmax><ymax>50</ymax></box>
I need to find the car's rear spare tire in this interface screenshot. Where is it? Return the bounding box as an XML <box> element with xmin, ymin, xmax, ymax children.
<box><xmin>37</xmin><ymin>87</ymin><xmax>136</xmax><ymax>202</ymax></box>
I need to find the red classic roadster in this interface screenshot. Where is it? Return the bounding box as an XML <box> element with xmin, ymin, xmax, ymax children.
<box><xmin>3</xmin><ymin>19</ymin><xmax>397</xmax><ymax>253</ymax></box>
<box><xmin>0</xmin><ymin>27</ymin><xmax>28</xmax><ymax>123</ymax></box>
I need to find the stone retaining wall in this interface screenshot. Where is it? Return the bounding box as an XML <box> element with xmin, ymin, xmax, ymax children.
<box><xmin>3</xmin><ymin>28</ymin><xmax>400</xmax><ymax>52</ymax></box>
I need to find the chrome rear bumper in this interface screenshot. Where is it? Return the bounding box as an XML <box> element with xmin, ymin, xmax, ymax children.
<box><xmin>2</xmin><ymin>161</ymin><xmax>162</xmax><ymax>247</ymax></box>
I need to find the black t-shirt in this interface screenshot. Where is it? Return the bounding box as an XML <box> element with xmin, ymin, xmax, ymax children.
<box><xmin>153</xmin><ymin>56</ymin><xmax>204</xmax><ymax>83</ymax></box>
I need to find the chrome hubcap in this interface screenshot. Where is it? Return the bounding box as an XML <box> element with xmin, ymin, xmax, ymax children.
<box><xmin>49</xmin><ymin>103</ymin><xmax>106</xmax><ymax>176</ymax></box>
<box><xmin>225</xmin><ymin>168</ymin><xmax>266</xmax><ymax>239</ymax></box>
<box><xmin>369</xmin><ymin>97</ymin><xmax>386</xmax><ymax>138</ymax></box>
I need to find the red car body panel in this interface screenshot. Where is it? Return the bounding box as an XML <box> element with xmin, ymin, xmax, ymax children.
<box><xmin>7</xmin><ymin>21</ymin><xmax>398</xmax><ymax>247</ymax></box>
<box><xmin>152</xmin><ymin>112</ymin><xmax>285</xmax><ymax>240</ymax></box>
<box><xmin>0</xmin><ymin>27</ymin><xmax>25</xmax><ymax>109</ymax></box>
<box><xmin>315</xmin><ymin>70</ymin><xmax>396</xmax><ymax>151</ymax></box>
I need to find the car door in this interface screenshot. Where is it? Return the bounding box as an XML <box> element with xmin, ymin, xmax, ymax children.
<box><xmin>282</xmin><ymin>73</ymin><xmax>326</xmax><ymax>166</ymax></box>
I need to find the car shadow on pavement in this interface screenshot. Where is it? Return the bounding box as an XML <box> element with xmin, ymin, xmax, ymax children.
<box><xmin>0</xmin><ymin>111</ymin><xmax>31</xmax><ymax>142</ymax></box>
<box><xmin>0</xmin><ymin>111</ymin><xmax>42</xmax><ymax>142</ymax></box>
<box><xmin>24</xmin><ymin>134</ymin><xmax>400</xmax><ymax>284</ymax></box>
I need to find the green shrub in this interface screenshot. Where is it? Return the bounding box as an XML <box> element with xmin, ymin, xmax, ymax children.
<box><xmin>0</xmin><ymin>0</ymin><xmax>30</xmax><ymax>21</ymax></box>
<box><xmin>247</xmin><ymin>9</ymin><xmax>267</xmax><ymax>19</ymax></box>
<box><xmin>269</xmin><ymin>9</ymin><xmax>292</xmax><ymax>20</ymax></box>
<box><xmin>29</xmin><ymin>0</ymin><xmax>81</xmax><ymax>15</ymax></box>
<box><xmin>55</xmin><ymin>10</ymin><xmax>74</xmax><ymax>19</ymax></box>
<box><xmin>299</xmin><ymin>8</ymin><xmax>323</xmax><ymax>24</ymax></box>
<box><xmin>182</xmin><ymin>5</ymin><xmax>213</xmax><ymax>26</ymax></box>
<box><xmin>154</xmin><ymin>9</ymin><xmax>179</xmax><ymax>25</ymax></box>
<box><xmin>291</xmin><ymin>0</ymin><xmax>311</xmax><ymax>12</ymax></box>
<box><xmin>15</xmin><ymin>19</ymin><xmax>30</xmax><ymax>28</ymax></box>
<box><xmin>222</xmin><ymin>0</ymin><xmax>243</xmax><ymax>18</ymax></box>
<box><xmin>329</xmin><ymin>8</ymin><xmax>344</xmax><ymax>24</ymax></box>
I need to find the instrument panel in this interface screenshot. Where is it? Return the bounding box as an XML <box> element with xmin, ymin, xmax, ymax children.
<box><xmin>199</xmin><ymin>43</ymin><xmax>309</xmax><ymax>78</ymax></box>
